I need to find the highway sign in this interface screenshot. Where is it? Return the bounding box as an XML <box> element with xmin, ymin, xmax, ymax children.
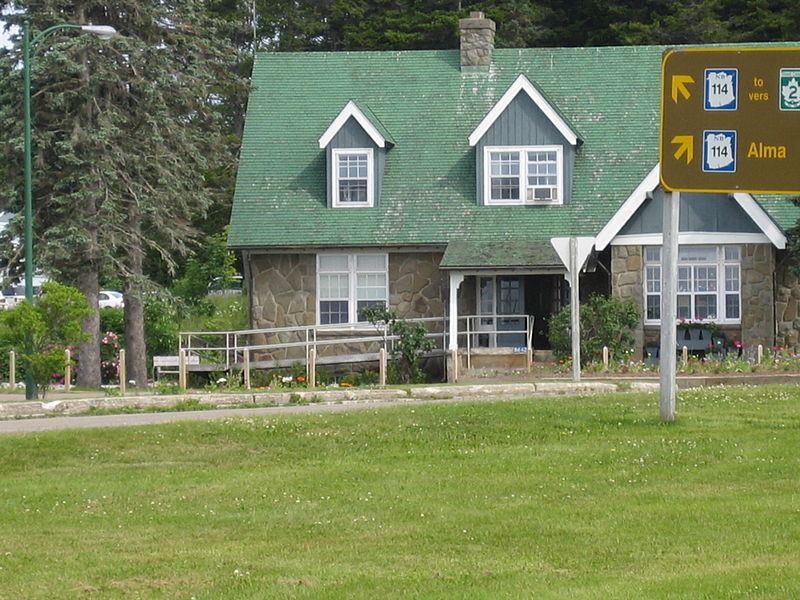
<box><xmin>660</xmin><ymin>47</ymin><xmax>800</xmax><ymax>193</ymax></box>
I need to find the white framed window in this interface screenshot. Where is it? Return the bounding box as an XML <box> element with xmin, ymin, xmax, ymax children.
<box><xmin>483</xmin><ymin>145</ymin><xmax>563</xmax><ymax>205</ymax></box>
<box><xmin>317</xmin><ymin>253</ymin><xmax>387</xmax><ymax>325</ymax></box>
<box><xmin>644</xmin><ymin>245</ymin><xmax>741</xmax><ymax>323</ymax></box>
<box><xmin>332</xmin><ymin>148</ymin><xmax>374</xmax><ymax>207</ymax></box>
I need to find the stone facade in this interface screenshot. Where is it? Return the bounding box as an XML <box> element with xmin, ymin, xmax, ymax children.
<box><xmin>247</xmin><ymin>251</ymin><xmax>445</xmax><ymax>364</ymax></box>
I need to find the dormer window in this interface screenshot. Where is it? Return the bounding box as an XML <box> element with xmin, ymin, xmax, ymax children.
<box><xmin>333</xmin><ymin>149</ymin><xmax>373</xmax><ymax>206</ymax></box>
<box><xmin>485</xmin><ymin>145</ymin><xmax>563</xmax><ymax>205</ymax></box>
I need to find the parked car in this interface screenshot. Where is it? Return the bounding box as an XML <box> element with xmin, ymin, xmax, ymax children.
<box><xmin>207</xmin><ymin>275</ymin><xmax>243</xmax><ymax>295</ymax></box>
<box><xmin>99</xmin><ymin>290</ymin><xmax>124</xmax><ymax>309</ymax></box>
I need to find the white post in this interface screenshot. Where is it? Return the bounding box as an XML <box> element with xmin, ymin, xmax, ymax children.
<box><xmin>449</xmin><ymin>348</ymin><xmax>459</xmax><ymax>383</ymax></box>
<box><xmin>682</xmin><ymin>345</ymin><xmax>688</xmax><ymax>364</ymax></box>
<box><xmin>379</xmin><ymin>347</ymin><xmax>387</xmax><ymax>386</ymax></box>
<box><xmin>659</xmin><ymin>190</ymin><xmax>680</xmax><ymax>421</ymax></box>
<box><xmin>448</xmin><ymin>272</ymin><xmax>464</xmax><ymax>351</ymax></box>
<box><xmin>64</xmin><ymin>348</ymin><xmax>71</xmax><ymax>392</ymax></box>
<box><xmin>569</xmin><ymin>236</ymin><xmax>581</xmax><ymax>382</ymax></box>
<box><xmin>602</xmin><ymin>346</ymin><xmax>609</xmax><ymax>369</ymax></box>
<box><xmin>757</xmin><ymin>344</ymin><xmax>763</xmax><ymax>364</ymax></box>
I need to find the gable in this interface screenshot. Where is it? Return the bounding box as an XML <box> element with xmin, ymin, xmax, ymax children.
<box><xmin>468</xmin><ymin>74</ymin><xmax>580</xmax><ymax>147</ymax></box>
<box><xmin>620</xmin><ymin>192</ymin><xmax>762</xmax><ymax>235</ymax></box>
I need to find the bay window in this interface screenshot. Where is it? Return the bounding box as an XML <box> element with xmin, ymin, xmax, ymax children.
<box><xmin>644</xmin><ymin>245</ymin><xmax>740</xmax><ymax>323</ymax></box>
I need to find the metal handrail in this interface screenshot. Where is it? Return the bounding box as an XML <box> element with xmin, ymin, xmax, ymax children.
<box><xmin>178</xmin><ymin>314</ymin><xmax>533</xmax><ymax>370</ymax></box>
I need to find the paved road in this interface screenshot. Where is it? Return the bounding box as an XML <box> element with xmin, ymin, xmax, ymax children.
<box><xmin>0</xmin><ymin>397</ymin><xmax>458</xmax><ymax>434</ymax></box>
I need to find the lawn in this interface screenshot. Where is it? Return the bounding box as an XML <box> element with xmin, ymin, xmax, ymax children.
<box><xmin>0</xmin><ymin>384</ymin><xmax>798</xmax><ymax>599</ymax></box>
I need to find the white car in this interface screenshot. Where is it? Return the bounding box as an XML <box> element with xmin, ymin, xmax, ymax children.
<box><xmin>99</xmin><ymin>290</ymin><xmax>124</xmax><ymax>309</ymax></box>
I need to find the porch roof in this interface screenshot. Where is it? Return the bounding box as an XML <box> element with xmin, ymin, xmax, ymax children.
<box><xmin>440</xmin><ymin>240</ymin><xmax>563</xmax><ymax>270</ymax></box>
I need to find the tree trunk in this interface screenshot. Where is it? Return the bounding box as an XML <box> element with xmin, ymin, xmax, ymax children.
<box><xmin>76</xmin><ymin>270</ymin><xmax>102</xmax><ymax>388</ymax></box>
<box><xmin>124</xmin><ymin>212</ymin><xmax>148</xmax><ymax>389</ymax></box>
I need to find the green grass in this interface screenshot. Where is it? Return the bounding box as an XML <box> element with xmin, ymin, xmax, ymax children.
<box><xmin>0</xmin><ymin>384</ymin><xmax>798</xmax><ymax>599</ymax></box>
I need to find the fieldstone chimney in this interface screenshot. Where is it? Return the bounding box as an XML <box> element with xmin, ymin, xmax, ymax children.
<box><xmin>459</xmin><ymin>11</ymin><xmax>496</xmax><ymax>72</ymax></box>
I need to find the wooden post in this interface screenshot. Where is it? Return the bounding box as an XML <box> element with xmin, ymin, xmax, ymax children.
<box><xmin>379</xmin><ymin>347</ymin><xmax>387</xmax><ymax>386</ymax></box>
<box><xmin>757</xmin><ymin>344</ymin><xmax>763</xmax><ymax>364</ymax></box>
<box><xmin>682</xmin><ymin>345</ymin><xmax>688</xmax><ymax>364</ymax></box>
<box><xmin>9</xmin><ymin>351</ymin><xmax>15</xmax><ymax>388</ymax></box>
<box><xmin>64</xmin><ymin>349</ymin><xmax>72</xmax><ymax>392</ymax></box>
<box><xmin>449</xmin><ymin>348</ymin><xmax>459</xmax><ymax>383</ymax></box>
<box><xmin>119</xmin><ymin>349</ymin><xmax>126</xmax><ymax>396</ymax></box>
<box><xmin>179</xmin><ymin>349</ymin><xmax>187</xmax><ymax>391</ymax></box>
<box><xmin>602</xmin><ymin>346</ymin><xmax>609</xmax><ymax>369</ymax></box>
<box><xmin>244</xmin><ymin>348</ymin><xmax>251</xmax><ymax>389</ymax></box>
<box><xmin>308</xmin><ymin>348</ymin><xmax>316</xmax><ymax>389</ymax></box>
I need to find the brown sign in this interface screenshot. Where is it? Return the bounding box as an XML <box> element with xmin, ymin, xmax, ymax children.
<box><xmin>660</xmin><ymin>47</ymin><xmax>800</xmax><ymax>193</ymax></box>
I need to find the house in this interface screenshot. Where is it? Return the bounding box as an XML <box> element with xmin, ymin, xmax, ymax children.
<box><xmin>228</xmin><ymin>12</ymin><xmax>800</xmax><ymax>374</ymax></box>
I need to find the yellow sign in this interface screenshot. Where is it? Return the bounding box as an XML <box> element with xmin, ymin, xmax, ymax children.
<box><xmin>660</xmin><ymin>47</ymin><xmax>800</xmax><ymax>193</ymax></box>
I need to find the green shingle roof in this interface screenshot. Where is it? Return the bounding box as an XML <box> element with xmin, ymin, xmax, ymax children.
<box><xmin>229</xmin><ymin>46</ymin><xmax>800</xmax><ymax>250</ymax></box>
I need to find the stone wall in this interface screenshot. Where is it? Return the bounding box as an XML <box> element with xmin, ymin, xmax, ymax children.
<box><xmin>740</xmin><ymin>244</ymin><xmax>774</xmax><ymax>349</ymax></box>
<box><xmin>390</xmin><ymin>253</ymin><xmax>446</xmax><ymax>319</ymax></box>
<box><xmin>774</xmin><ymin>253</ymin><xmax>800</xmax><ymax>350</ymax></box>
<box><xmin>610</xmin><ymin>246</ymin><xmax>645</xmax><ymax>359</ymax></box>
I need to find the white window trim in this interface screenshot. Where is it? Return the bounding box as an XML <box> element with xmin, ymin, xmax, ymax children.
<box><xmin>643</xmin><ymin>245</ymin><xmax>741</xmax><ymax>325</ymax></box>
<box><xmin>332</xmin><ymin>148</ymin><xmax>374</xmax><ymax>208</ymax></box>
<box><xmin>316</xmin><ymin>253</ymin><xmax>388</xmax><ymax>326</ymax></box>
<box><xmin>483</xmin><ymin>145</ymin><xmax>564</xmax><ymax>206</ymax></box>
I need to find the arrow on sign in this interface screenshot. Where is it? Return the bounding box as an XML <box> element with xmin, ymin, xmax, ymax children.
<box><xmin>671</xmin><ymin>135</ymin><xmax>694</xmax><ymax>164</ymax></box>
<box><xmin>671</xmin><ymin>75</ymin><xmax>695</xmax><ymax>103</ymax></box>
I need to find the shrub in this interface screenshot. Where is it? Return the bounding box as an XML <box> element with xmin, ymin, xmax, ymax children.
<box><xmin>360</xmin><ymin>304</ymin><xmax>434</xmax><ymax>384</ymax></box>
<box><xmin>0</xmin><ymin>282</ymin><xmax>92</xmax><ymax>397</ymax></box>
<box><xmin>548</xmin><ymin>294</ymin><xmax>640</xmax><ymax>365</ymax></box>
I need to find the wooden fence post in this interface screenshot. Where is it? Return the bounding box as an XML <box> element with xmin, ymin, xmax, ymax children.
<box><xmin>179</xmin><ymin>350</ymin><xmax>187</xmax><ymax>391</ymax></box>
<box><xmin>64</xmin><ymin>349</ymin><xmax>72</xmax><ymax>392</ymax></box>
<box><xmin>9</xmin><ymin>351</ymin><xmax>15</xmax><ymax>389</ymax></box>
<box><xmin>244</xmin><ymin>348</ymin><xmax>251</xmax><ymax>390</ymax></box>
<box><xmin>308</xmin><ymin>348</ymin><xmax>316</xmax><ymax>389</ymax></box>
<box><xmin>119</xmin><ymin>349</ymin><xmax>126</xmax><ymax>396</ymax></box>
<box><xmin>449</xmin><ymin>349</ymin><xmax>459</xmax><ymax>383</ymax></box>
<box><xmin>757</xmin><ymin>344</ymin><xmax>763</xmax><ymax>364</ymax></box>
<box><xmin>379</xmin><ymin>347</ymin><xmax>387</xmax><ymax>386</ymax></box>
<box><xmin>682</xmin><ymin>345</ymin><xmax>688</xmax><ymax>364</ymax></box>
<box><xmin>602</xmin><ymin>346</ymin><xmax>609</xmax><ymax>369</ymax></box>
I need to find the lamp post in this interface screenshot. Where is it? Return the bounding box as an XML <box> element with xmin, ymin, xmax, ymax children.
<box><xmin>22</xmin><ymin>21</ymin><xmax>117</xmax><ymax>399</ymax></box>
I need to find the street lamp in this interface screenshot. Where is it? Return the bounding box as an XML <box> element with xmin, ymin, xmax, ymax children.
<box><xmin>22</xmin><ymin>21</ymin><xmax>118</xmax><ymax>399</ymax></box>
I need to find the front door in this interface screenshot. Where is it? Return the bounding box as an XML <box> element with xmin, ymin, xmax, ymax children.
<box><xmin>476</xmin><ymin>276</ymin><xmax>526</xmax><ymax>348</ymax></box>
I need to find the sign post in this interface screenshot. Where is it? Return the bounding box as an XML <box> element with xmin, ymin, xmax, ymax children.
<box><xmin>660</xmin><ymin>46</ymin><xmax>800</xmax><ymax>420</ymax></box>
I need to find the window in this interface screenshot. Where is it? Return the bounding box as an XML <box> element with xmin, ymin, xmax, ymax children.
<box><xmin>332</xmin><ymin>149</ymin><xmax>374</xmax><ymax>207</ymax></box>
<box><xmin>318</xmin><ymin>253</ymin><xmax>387</xmax><ymax>324</ymax></box>
<box><xmin>484</xmin><ymin>146</ymin><xmax>563</xmax><ymax>205</ymax></box>
<box><xmin>644</xmin><ymin>245</ymin><xmax>740</xmax><ymax>323</ymax></box>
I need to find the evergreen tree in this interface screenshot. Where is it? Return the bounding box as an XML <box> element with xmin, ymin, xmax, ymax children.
<box><xmin>0</xmin><ymin>0</ymin><xmax>247</xmax><ymax>387</ymax></box>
